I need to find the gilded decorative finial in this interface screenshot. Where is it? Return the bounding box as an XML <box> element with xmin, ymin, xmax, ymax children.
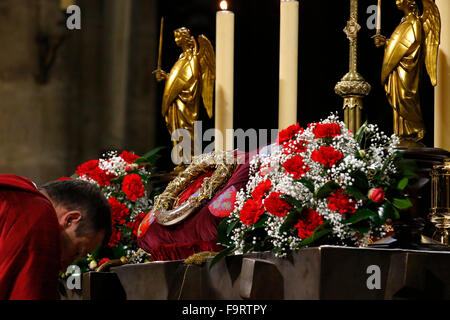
<box><xmin>335</xmin><ymin>0</ymin><xmax>371</xmax><ymax>134</ymax></box>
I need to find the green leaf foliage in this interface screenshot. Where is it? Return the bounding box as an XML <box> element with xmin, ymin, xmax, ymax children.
<box><xmin>282</xmin><ymin>194</ymin><xmax>304</xmax><ymax>209</ymax></box>
<box><xmin>315</xmin><ymin>181</ymin><xmax>340</xmax><ymax>199</ymax></box>
<box><xmin>226</xmin><ymin>220</ymin><xmax>238</xmax><ymax>236</ymax></box>
<box><xmin>345</xmin><ymin>185</ymin><xmax>366</xmax><ymax>200</ymax></box>
<box><xmin>280</xmin><ymin>208</ymin><xmax>303</xmax><ymax>233</ymax></box>
<box><xmin>392</xmin><ymin>198</ymin><xmax>413</xmax><ymax>209</ymax></box>
<box><xmin>397</xmin><ymin>178</ymin><xmax>409</xmax><ymax>190</ymax></box>
<box><xmin>354</xmin><ymin>121</ymin><xmax>369</xmax><ymax>146</ymax></box>
<box><xmin>209</xmin><ymin>246</ymin><xmax>235</xmax><ymax>270</ymax></box>
<box><xmin>111</xmin><ymin>245</ymin><xmax>126</xmax><ymax>259</ymax></box>
<box><xmin>342</xmin><ymin>208</ymin><xmax>377</xmax><ymax>225</ymax></box>
<box><xmin>377</xmin><ymin>202</ymin><xmax>394</xmax><ymax>224</ymax></box>
<box><xmin>393</xmin><ymin>207</ymin><xmax>401</xmax><ymax>220</ymax></box>
<box><xmin>253</xmin><ymin>215</ymin><xmax>269</xmax><ymax>229</ymax></box>
<box><xmin>349</xmin><ymin>224</ymin><xmax>370</xmax><ymax>235</ymax></box>
<box><xmin>298</xmin><ymin>228</ymin><xmax>331</xmax><ymax>248</ymax></box>
<box><xmin>351</xmin><ymin>170</ymin><xmax>369</xmax><ymax>191</ymax></box>
<box><xmin>217</xmin><ymin>219</ymin><xmax>232</xmax><ymax>246</ymax></box>
<box><xmin>133</xmin><ymin>146</ymin><xmax>166</xmax><ymax>165</ymax></box>
<box><xmin>297</xmin><ymin>178</ymin><xmax>315</xmax><ymax>193</ymax></box>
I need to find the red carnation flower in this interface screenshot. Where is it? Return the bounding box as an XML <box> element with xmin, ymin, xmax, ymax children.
<box><xmin>294</xmin><ymin>208</ymin><xmax>324</xmax><ymax>239</ymax></box>
<box><xmin>264</xmin><ymin>192</ymin><xmax>292</xmax><ymax>218</ymax></box>
<box><xmin>121</xmin><ymin>173</ymin><xmax>145</xmax><ymax>201</ymax></box>
<box><xmin>278</xmin><ymin>123</ymin><xmax>303</xmax><ymax>145</ymax></box>
<box><xmin>108</xmin><ymin>197</ymin><xmax>131</xmax><ymax>225</ymax></box>
<box><xmin>75</xmin><ymin>159</ymin><xmax>115</xmax><ymax>186</ymax></box>
<box><xmin>282</xmin><ymin>138</ymin><xmax>308</xmax><ymax>155</ymax></box>
<box><xmin>239</xmin><ymin>198</ymin><xmax>265</xmax><ymax>226</ymax></box>
<box><xmin>251</xmin><ymin>180</ymin><xmax>272</xmax><ymax>200</ymax></box>
<box><xmin>312</xmin><ymin>123</ymin><xmax>342</xmax><ymax>139</ymax></box>
<box><xmin>108</xmin><ymin>227</ymin><xmax>122</xmax><ymax>247</ymax></box>
<box><xmin>89</xmin><ymin>167</ymin><xmax>116</xmax><ymax>187</ymax></box>
<box><xmin>127</xmin><ymin>212</ymin><xmax>147</xmax><ymax>238</ymax></box>
<box><xmin>311</xmin><ymin>146</ymin><xmax>343</xmax><ymax>168</ymax></box>
<box><xmin>282</xmin><ymin>155</ymin><xmax>310</xmax><ymax>179</ymax></box>
<box><xmin>327</xmin><ymin>189</ymin><xmax>356</xmax><ymax>215</ymax></box>
<box><xmin>76</xmin><ymin>160</ymin><xmax>99</xmax><ymax>176</ymax></box>
<box><xmin>98</xmin><ymin>258</ymin><xmax>111</xmax><ymax>267</ymax></box>
<box><xmin>119</xmin><ymin>151</ymin><xmax>140</xmax><ymax>164</ymax></box>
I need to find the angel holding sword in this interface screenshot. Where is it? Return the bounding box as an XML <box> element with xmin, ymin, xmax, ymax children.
<box><xmin>154</xmin><ymin>26</ymin><xmax>215</xmax><ymax>157</ymax></box>
<box><xmin>374</xmin><ymin>0</ymin><xmax>441</xmax><ymax>146</ymax></box>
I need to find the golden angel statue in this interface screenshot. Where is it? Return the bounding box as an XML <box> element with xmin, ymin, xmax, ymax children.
<box><xmin>154</xmin><ymin>27</ymin><xmax>215</xmax><ymax>151</ymax></box>
<box><xmin>374</xmin><ymin>0</ymin><xmax>441</xmax><ymax>146</ymax></box>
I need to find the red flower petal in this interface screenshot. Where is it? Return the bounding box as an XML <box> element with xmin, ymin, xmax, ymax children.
<box><xmin>282</xmin><ymin>156</ymin><xmax>310</xmax><ymax>179</ymax></box>
<box><xmin>121</xmin><ymin>173</ymin><xmax>145</xmax><ymax>201</ymax></box>
<box><xmin>264</xmin><ymin>192</ymin><xmax>292</xmax><ymax>218</ymax></box>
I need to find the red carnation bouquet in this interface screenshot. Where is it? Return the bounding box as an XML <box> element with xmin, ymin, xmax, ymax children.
<box><xmin>215</xmin><ymin>114</ymin><xmax>415</xmax><ymax>261</ymax></box>
<box><xmin>60</xmin><ymin>147</ymin><xmax>164</xmax><ymax>273</ymax></box>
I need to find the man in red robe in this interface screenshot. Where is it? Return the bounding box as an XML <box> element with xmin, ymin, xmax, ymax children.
<box><xmin>0</xmin><ymin>175</ymin><xmax>111</xmax><ymax>300</ymax></box>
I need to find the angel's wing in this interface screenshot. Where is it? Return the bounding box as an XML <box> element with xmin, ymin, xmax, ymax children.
<box><xmin>197</xmin><ymin>35</ymin><xmax>215</xmax><ymax>119</ymax></box>
<box><xmin>421</xmin><ymin>0</ymin><xmax>441</xmax><ymax>86</ymax></box>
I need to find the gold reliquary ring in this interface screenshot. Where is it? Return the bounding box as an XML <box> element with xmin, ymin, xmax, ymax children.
<box><xmin>153</xmin><ymin>151</ymin><xmax>237</xmax><ymax>226</ymax></box>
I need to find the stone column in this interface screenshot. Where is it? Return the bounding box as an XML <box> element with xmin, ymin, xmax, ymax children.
<box><xmin>102</xmin><ymin>0</ymin><xmax>132</xmax><ymax>150</ymax></box>
<box><xmin>435</xmin><ymin>0</ymin><xmax>450</xmax><ymax>151</ymax></box>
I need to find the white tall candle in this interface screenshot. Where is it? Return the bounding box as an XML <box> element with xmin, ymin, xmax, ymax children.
<box><xmin>279</xmin><ymin>0</ymin><xmax>299</xmax><ymax>130</ymax></box>
<box><xmin>215</xmin><ymin>1</ymin><xmax>235</xmax><ymax>151</ymax></box>
<box><xmin>376</xmin><ymin>0</ymin><xmax>382</xmax><ymax>31</ymax></box>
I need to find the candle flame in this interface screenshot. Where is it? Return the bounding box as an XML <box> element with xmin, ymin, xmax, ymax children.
<box><xmin>219</xmin><ymin>0</ymin><xmax>228</xmax><ymax>11</ymax></box>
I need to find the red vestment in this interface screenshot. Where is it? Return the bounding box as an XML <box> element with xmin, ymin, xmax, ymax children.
<box><xmin>0</xmin><ymin>175</ymin><xmax>61</xmax><ymax>300</ymax></box>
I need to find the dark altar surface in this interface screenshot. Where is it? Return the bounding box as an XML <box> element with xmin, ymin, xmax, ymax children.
<box><xmin>60</xmin><ymin>246</ymin><xmax>450</xmax><ymax>300</ymax></box>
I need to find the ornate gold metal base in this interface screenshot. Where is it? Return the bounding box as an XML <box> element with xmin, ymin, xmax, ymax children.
<box><xmin>397</xmin><ymin>138</ymin><xmax>426</xmax><ymax>148</ymax></box>
<box><xmin>429</xmin><ymin>159</ymin><xmax>450</xmax><ymax>246</ymax></box>
<box><xmin>432</xmin><ymin>228</ymin><xmax>449</xmax><ymax>245</ymax></box>
<box><xmin>430</xmin><ymin>215</ymin><xmax>450</xmax><ymax>246</ymax></box>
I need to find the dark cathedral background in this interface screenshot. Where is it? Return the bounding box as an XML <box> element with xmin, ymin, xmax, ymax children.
<box><xmin>0</xmin><ymin>0</ymin><xmax>435</xmax><ymax>184</ymax></box>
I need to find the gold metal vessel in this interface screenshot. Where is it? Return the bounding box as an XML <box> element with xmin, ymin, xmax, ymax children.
<box><xmin>429</xmin><ymin>159</ymin><xmax>450</xmax><ymax>245</ymax></box>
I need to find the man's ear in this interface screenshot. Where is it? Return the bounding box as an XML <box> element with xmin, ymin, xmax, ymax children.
<box><xmin>62</xmin><ymin>210</ymin><xmax>82</xmax><ymax>229</ymax></box>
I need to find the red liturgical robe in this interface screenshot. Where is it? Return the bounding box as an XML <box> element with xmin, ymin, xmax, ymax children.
<box><xmin>0</xmin><ymin>175</ymin><xmax>61</xmax><ymax>300</ymax></box>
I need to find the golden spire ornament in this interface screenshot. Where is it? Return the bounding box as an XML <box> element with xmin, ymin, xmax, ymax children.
<box><xmin>335</xmin><ymin>0</ymin><xmax>371</xmax><ymax>133</ymax></box>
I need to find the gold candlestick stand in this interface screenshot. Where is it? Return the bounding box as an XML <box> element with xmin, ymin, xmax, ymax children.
<box><xmin>335</xmin><ymin>0</ymin><xmax>371</xmax><ymax>133</ymax></box>
<box><xmin>429</xmin><ymin>159</ymin><xmax>450</xmax><ymax>245</ymax></box>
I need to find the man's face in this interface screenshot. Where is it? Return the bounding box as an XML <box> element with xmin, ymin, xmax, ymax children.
<box><xmin>54</xmin><ymin>205</ymin><xmax>105</xmax><ymax>269</ymax></box>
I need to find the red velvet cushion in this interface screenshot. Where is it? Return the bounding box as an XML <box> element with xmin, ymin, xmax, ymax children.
<box><xmin>147</xmin><ymin>240</ymin><xmax>224</xmax><ymax>262</ymax></box>
<box><xmin>137</xmin><ymin>157</ymin><xmax>250</xmax><ymax>260</ymax></box>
